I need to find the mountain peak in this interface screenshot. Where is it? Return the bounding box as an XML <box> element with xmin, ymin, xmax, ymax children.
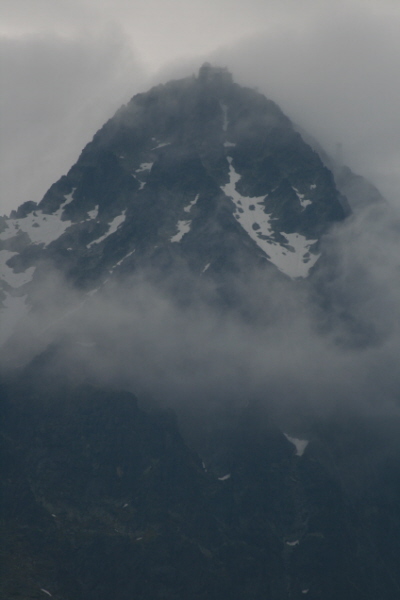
<box><xmin>0</xmin><ymin>67</ymin><xmax>350</xmax><ymax>345</ymax></box>
<box><xmin>197</xmin><ymin>62</ymin><xmax>233</xmax><ymax>87</ymax></box>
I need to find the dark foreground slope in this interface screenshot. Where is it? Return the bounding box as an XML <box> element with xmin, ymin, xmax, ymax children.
<box><xmin>2</xmin><ymin>377</ymin><xmax>400</xmax><ymax>600</ymax></box>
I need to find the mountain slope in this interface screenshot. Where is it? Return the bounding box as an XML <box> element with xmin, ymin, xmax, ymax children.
<box><xmin>2</xmin><ymin>378</ymin><xmax>400</xmax><ymax>600</ymax></box>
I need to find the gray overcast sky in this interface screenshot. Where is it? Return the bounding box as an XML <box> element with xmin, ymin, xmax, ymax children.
<box><xmin>1</xmin><ymin>0</ymin><xmax>399</xmax><ymax>215</ymax></box>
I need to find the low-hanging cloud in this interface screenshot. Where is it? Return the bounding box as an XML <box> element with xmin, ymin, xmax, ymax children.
<box><xmin>3</xmin><ymin>199</ymin><xmax>400</xmax><ymax>435</ymax></box>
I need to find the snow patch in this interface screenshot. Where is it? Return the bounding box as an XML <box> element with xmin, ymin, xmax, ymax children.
<box><xmin>302</xmin><ymin>589</ymin><xmax>309</xmax><ymax>594</ymax></box>
<box><xmin>286</xmin><ymin>540</ymin><xmax>300</xmax><ymax>547</ymax></box>
<box><xmin>202</xmin><ymin>263</ymin><xmax>210</xmax><ymax>273</ymax></box>
<box><xmin>284</xmin><ymin>434</ymin><xmax>309</xmax><ymax>457</ymax></box>
<box><xmin>282</xmin><ymin>233</ymin><xmax>319</xmax><ymax>271</ymax></box>
<box><xmin>63</xmin><ymin>189</ymin><xmax>75</xmax><ymax>205</ymax></box>
<box><xmin>0</xmin><ymin>199</ymin><xmax>73</xmax><ymax>247</ymax></box>
<box><xmin>151</xmin><ymin>142</ymin><xmax>171</xmax><ymax>150</ymax></box>
<box><xmin>293</xmin><ymin>187</ymin><xmax>312</xmax><ymax>209</ymax></box>
<box><xmin>87</xmin><ymin>211</ymin><xmax>126</xmax><ymax>247</ymax></box>
<box><xmin>183</xmin><ymin>194</ymin><xmax>199</xmax><ymax>213</ymax></box>
<box><xmin>135</xmin><ymin>162</ymin><xmax>153</xmax><ymax>173</ymax></box>
<box><xmin>221</xmin><ymin>159</ymin><xmax>320</xmax><ymax>278</ymax></box>
<box><xmin>114</xmin><ymin>249</ymin><xmax>136</xmax><ymax>268</ymax></box>
<box><xmin>87</xmin><ymin>206</ymin><xmax>99</xmax><ymax>220</ymax></box>
<box><xmin>218</xmin><ymin>474</ymin><xmax>231</xmax><ymax>481</ymax></box>
<box><xmin>224</xmin><ymin>141</ymin><xmax>236</xmax><ymax>148</ymax></box>
<box><xmin>109</xmin><ymin>249</ymin><xmax>136</xmax><ymax>272</ymax></box>
<box><xmin>301</xmin><ymin>199</ymin><xmax>312</xmax><ymax>209</ymax></box>
<box><xmin>170</xmin><ymin>220</ymin><xmax>191</xmax><ymax>243</ymax></box>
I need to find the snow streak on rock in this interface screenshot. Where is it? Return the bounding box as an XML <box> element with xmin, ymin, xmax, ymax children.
<box><xmin>183</xmin><ymin>194</ymin><xmax>199</xmax><ymax>213</ymax></box>
<box><xmin>293</xmin><ymin>187</ymin><xmax>312</xmax><ymax>209</ymax></box>
<box><xmin>151</xmin><ymin>141</ymin><xmax>171</xmax><ymax>150</ymax></box>
<box><xmin>170</xmin><ymin>220</ymin><xmax>191</xmax><ymax>243</ymax></box>
<box><xmin>87</xmin><ymin>206</ymin><xmax>99</xmax><ymax>220</ymax></box>
<box><xmin>87</xmin><ymin>211</ymin><xmax>127</xmax><ymax>247</ymax></box>
<box><xmin>135</xmin><ymin>162</ymin><xmax>153</xmax><ymax>173</ymax></box>
<box><xmin>222</xmin><ymin>158</ymin><xmax>320</xmax><ymax>278</ymax></box>
<box><xmin>170</xmin><ymin>194</ymin><xmax>199</xmax><ymax>242</ymax></box>
<box><xmin>284</xmin><ymin>434</ymin><xmax>309</xmax><ymax>457</ymax></box>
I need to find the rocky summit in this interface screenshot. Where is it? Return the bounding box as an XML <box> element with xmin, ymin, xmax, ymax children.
<box><xmin>0</xmin><ymin>63</ymin><xmax>350</xmax><ymax>344</ymax></box>
<box><xmin>1</xmin><ymin>65</ymin><xmax>399</xmax><ymax>600</ymax></box>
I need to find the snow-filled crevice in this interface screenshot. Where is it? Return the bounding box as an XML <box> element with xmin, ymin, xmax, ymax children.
<box><xmin>221</xmin><ymin>158</ymin><xmax>320</xmax><ymax>278</ymax></box>
<box><xmin>183</xmin><ymin>194</ymin><xmax>199</xmax><ymax>213</ymax></box>
<box><xmin>87</xmin><ymin>211</ymin><xmax>127</xmax><ymax>247</ymax></box>
<box><xmin>135</xmin><ymin>162</ymin><xmax>153</xmax><ymax>173</ymax></box>
<box><xmin>293</xmin><ymin>186</ymin><xmax>312</xmax><ymax>209</ymax></box>
<box><xmin>87</xmin><ymin>206</ymin><xmax>99</xmax><ymax>220</ymax></box>
<box><xmin>284</xmin><ymin>433</ymin><xmax>309</xmax><ymax>457</ymax></box>
<box><xmin>170</xmin><ymin>194</ymin><xmax>199</xmax><ymax>242</ymax></box>
<box><xmin>170</xmin><ymin>220</ymin><xmax>191</xmax><ymax>243</ymax></box>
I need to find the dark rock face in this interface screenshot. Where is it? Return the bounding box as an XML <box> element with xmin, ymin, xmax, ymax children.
<box><xmin>2</xmin><ymin>380</ymin><xmax>400</xmax><ymax>600</ymax></box>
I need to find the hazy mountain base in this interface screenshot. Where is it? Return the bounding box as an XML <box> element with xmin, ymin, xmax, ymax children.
<box><xmin>2</xmin><ymin>376</ymin><xmax>400</xmax><ymax>600</ymax></box>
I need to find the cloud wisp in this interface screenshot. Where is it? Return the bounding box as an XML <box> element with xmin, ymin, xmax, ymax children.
<box><xmin>2</xmin><ymin>198</ymin><xmax>400</xmax><ymax>436</ymax></box>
